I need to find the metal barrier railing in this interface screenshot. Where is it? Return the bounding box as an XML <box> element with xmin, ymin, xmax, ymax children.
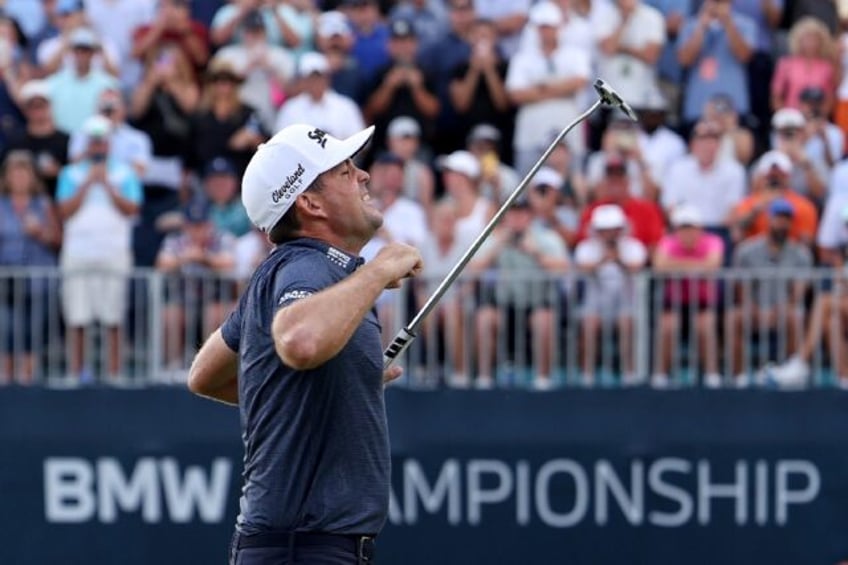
<box><xmin>0</xmin><ymin>267</ymin><xmax>844</xmax><ymax>389</ymax></box>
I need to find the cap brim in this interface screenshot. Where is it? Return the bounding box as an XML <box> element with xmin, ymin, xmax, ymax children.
<box><xmin>327</xmin><ymin>126</ymin><xmax>374</xmax><ymax>171</ymax></box>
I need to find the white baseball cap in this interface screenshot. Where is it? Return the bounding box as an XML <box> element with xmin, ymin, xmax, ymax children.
<box><xmin>241</xmin><ymin>124</ymin><xmax>375</xmax><ymax>232</ymax></box>
<box><xmin>317</xmin><ymin>11</ymin><xmax>350</xmax><ymax>38</ymax></box>
<box><xmin>772</xmin><ymin>108</ymin><xmax>805</xmax><ymax>129</ymax></box>
<box><xmin>387</xmin><ymin>116</ymin><xmax>420</xmax><ymax>138</ymax></box>
<box><xmin>529</xmin><ymin>1</ymin><xmax>563</xmax><ymax>27</ymax></box>
<box><xmin>438</xmin><ymin>150</ymin><xmax>480</xmax><ymax>179</ymax></box>
<box><xmin>70</xmin><ymin>27</ymin><xmax>100</xmax><ymax>49</ymax></box>
<box><xmin>591</xmin><ymin>204</ymin><xmax>626</xmax><ymax>230</ymax></box>
<box><xmin>20</xmin><ymin>80</ymin><xmax>51</xmax><ymax>103</ymax></box>
<box><xmin>671</xmin><ymin>204</ymin><xmax>702</xmax><ymax>228</ymax></box>
<box><xmin>299</xmin><ymin>52</ymin><xmax>330</xmax><ymax>76</ymax></box>
<box><xmin>83</xmin><ymin>114</ymin><xmax>112</xmax><ymax>138</ymax></box>
<box><xmin>532</xmin><ymin>167</ymin><xmax>563</xmax><ymax>189</ymax></box>
<box><xmin>756</xmin><ymin>150</ymin><xmax>793</xmax><ymax>175</ymax></box>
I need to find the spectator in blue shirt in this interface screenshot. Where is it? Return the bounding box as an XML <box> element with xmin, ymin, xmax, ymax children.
<box><xmin>344</xmin><ymin>0</ymin><xmax>390</xmax><ymax>83</ymax></box>
<box><xmin>677</xmin><ymin>0</ymin><xmax>756</xmax><ymax>127</ymax></box>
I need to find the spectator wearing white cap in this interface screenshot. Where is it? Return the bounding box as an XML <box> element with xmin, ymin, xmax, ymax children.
<box><xmin>6</xmin><ymin>79</ymin><xmax>69</xmax><ymax>197</ymax></box>
<box><xmin>275</xmin><ymin>52</ymin><xmax>364</xmax><ymax>140</ymax></box>
<box><xmin>315</xmin><ymin>11</ymin><xmax>365</xmax><ymax>103</ymax></box>
<box><xmin>662</xmin><ymin>121</ymin><xmax>746</xmax><ymax>234</ymax></box>
<box><xmin>43</xmin><ymin>26</ymin><xmax>117</xmax><ymax>133</ymax></box>
<box><xmin>56</xmin><ymin>114</ymin><xmax>143</xmax><ymax>383</ymax></box>
<box><xmin>652</xmin><ymin>204</ymin><xmax>724</xmax><ymax>388</ymax></box>
<box><xmin>526</xmin><ymin>166</ymin><xmax>575</xmax><ymax>248</ymax></box>
<box><xmin>215</xmin><ymin>11</ymin><xmax>296</xmax><ymax>131</ymax></box>
<box><xmin>439</xmin><ymin>149</ymin><xmax>495</xmax><ymax>253</ymax></box>
<box><xmin>506</xmin><ymin>1</ymin><xmax>590</xmax><ymax>175</ymax></box>
<box><xmin>729</xmin><ymin>149</ymin><xmax>818</xmax><ymax>245</ymax></box>
<box><xmin>597</xmin><ymin>0</ymin><xmax>666</xmax><ymax>109</ymax></box>
<box><xmin>385</xmin><ymin>115</ymin><xmax>436</xmax><ymax>213</ymax></box>
<box><xmin>575</xmin><ymin>203</ymin><xmax>647</xmax><ymax>386</ymax></box>
<box><xmin>633</xmin><ymin>90</ymin><xmax>686</xmax><ymax>186</ymax></box>
<box><xmin>466</xmin><ymin>123</ymin><xmax>518</xmax><ymax>205</ymax></box>
<box><xmin>517</xmin><ymin>0</ymin><xmax>594</xmax><ymax>57</ymax></box>
<box><xmin>68</xmin><ymin>88</ymin><xmax>152</xmax><ymax>178</ymax></box>
<box><xmin>770</xmin><ymin>107</ymin><xmax>827</xmax><ymax>202</ymax></box>
<box><xmin>36</xmin><ymin>9</ymin><xmax>120</xmax><ymax>77</ymax></box>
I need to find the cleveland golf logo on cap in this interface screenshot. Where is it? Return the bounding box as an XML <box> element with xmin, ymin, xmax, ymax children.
<box><xmin>271</xmin><ymin>163</ymin><xmax>306</xmax><ymax>203</ymax></box>
<box><xmin>307</xmin><ymin>128</ymin><xmax>328</xmax><ymax>148</ymax></box>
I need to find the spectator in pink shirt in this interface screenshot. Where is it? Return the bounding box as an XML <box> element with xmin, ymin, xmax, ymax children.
<box><xmin>652</xmin><ymin>205</ymin><xmax>724</xmax><ymax>388</ymax></box>
<box><xmin>771</xmin><ymin>17</ymin><xmax>837</xmax><ymax>112</ymax></box>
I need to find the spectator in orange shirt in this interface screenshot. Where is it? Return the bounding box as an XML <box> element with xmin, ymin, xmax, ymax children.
<box><xmin>729</xmin><ymin>150</ymin><xmax>817</xmax><ymax>246</ymax></box>
<box><xmin>577</xmin><ymin>153</ymin><xmax>665</xmax><ymax>250</ymax></box>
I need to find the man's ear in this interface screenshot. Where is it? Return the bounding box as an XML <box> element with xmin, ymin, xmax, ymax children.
<box><xmin>295</xmin><ymin>192</ymin><xmax>327</xmax><ymax>220</ymax></box>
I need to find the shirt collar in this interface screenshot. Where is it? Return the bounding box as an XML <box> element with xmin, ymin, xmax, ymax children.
<box><xmin>280</xmin><ymin>237</ymin><xmax>364</xmax><ymax>274</ymax></box>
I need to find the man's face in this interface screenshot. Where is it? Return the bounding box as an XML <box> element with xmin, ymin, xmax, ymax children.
<box><xmin>24</xmin><ymin>97</ymin><xmax>50</xmax><ymax>122</ymax></box>
<box><xmin>505</xmin><ymin>207</ymin><xmax>532</xmax><ymax>234</ymax></box>
<box><xmin>72</xmin><ymin>46</ymin><xmax>95</xmax><ymax>70</ymax></box>
<box><xmin>768</xmin><ymin>214</ymin><xmax>792</xmax><ymax>243</ymax></box>
<box><xmin>676</xmin><ymin>225</ymin><xmax>700</xmax><ymax>247</ymax></box>
<box><xmin>448</xmin><ymin>0</ymin><xmax>475</xmax><ymax>34</ymax></box>
<box><xmin>389</xmin><ymin>36</ymin><xmax>418</xmax><ymax>64</ymax></box>
<box><xmin>313</xmin><ymin>159</ymin><xmax>382</xmax><ymax>241</ymax></box>
<box><xmin>443</xmin><ymin>169</ymin><xmax>474</xmax><ymax>195</ymax></box>
<box><xmin>205</xmin><ymin>173</ymin><xmax>237</xmax><ymax>204</ymax></box>
<box><xmin>528</xmin><ymin>183</ymin><xmax>557</xmax><ymax>214</ymax></box>
<box><xmin>303</xmin><ymin>72</ymin><xmax>329</xmax><ymax>98</ymax></box>
<box><xmin>597</xmin><ymin>227</ymin><xmax>622</xmax><ymax>244</ymax></box>
<box><xmin>186</xmin><ymin>221</ymin><xmax>212</xmax><ymax>245</ymax></box>
<box><xmin>603</xmin><ymin>165</ymin><xmax>629</xmax><ymax>197</ymax></box>
<box><xmin>387</xmin><ymin>135</ymin><xmax>418</xmax><ymax>159</ymax></box>
<box><xmin>692</xmin><ymin>130</ymin><xmax>720</xmax><ymax>164</ymax></box>
<box><xmin>98</xmin><ymin>91</ymin><xmax>125</xmax><ymax>123</ymax></box>
<box><xmin>346</xmin><ymin>2</ymin><xmax>379</xmax><ymax>30</ymax></box>
<box><xmin>88</xmin><ymin>137</ymin><xmax>109</xmax><ymax>159</ymax></box>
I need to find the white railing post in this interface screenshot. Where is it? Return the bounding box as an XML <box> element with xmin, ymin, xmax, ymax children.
<box><xmin>633</xmin><ymin>271</ymin><xmax>651</xmax><ymax>384</ymax></box>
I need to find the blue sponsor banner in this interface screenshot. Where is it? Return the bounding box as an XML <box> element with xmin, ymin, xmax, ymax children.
<box><xmin>0</xmin><ymin>388</ymin><xmax>847</xmax><ymax>565</ymax></box>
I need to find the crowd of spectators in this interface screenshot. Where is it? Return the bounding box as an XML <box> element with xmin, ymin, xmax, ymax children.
<box><xmin>1</xmin><ymin>0</ymin><xmax>848</xmax><ymax>389</ymax></box>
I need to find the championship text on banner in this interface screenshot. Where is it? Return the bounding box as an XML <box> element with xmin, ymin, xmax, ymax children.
<box><xmin>0</xmin><ymin>388</ymin><xmax>846</xmax><ymax>565</ymax></box>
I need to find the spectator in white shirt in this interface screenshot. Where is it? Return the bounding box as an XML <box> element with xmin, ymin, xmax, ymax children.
<box><xmin>634</xmin><ymin>90</ymin><xmax>687</xmax><ymax>192</ymax></box>
<box><xmin>506</xmin><ymin>1</ymin><xmax>590</xmax><ymax>174</ymax></box>
<box><xmin>274</xmin><ymin>51</ymin><xmax>364</xmax><ymax>140</ymax></box>
<box><xmin>662</xmin><ymin>120</ymin><xmax>746</xmax><ymax>232</ymax></box>
<box><xmin>215</xmin><ymin>10</ymin><xmax>295</xmax><ymax>132</ymax></box>
<box><xmin>575</xmin><ymin>203</ymin><xmax>647</xmax><ymax>386</ymax></box>
<box><xmin>68</xmin><ymin>88</ymin><xmax>152</xmax><ymax>178</ymax></box>
<box><xmin>56</xmin><ymin>115</ymin><xmax>142</xmax><ymax>382</ymax></box>
<box><xmin>597</xmin><ymin>0</ymin><xmax>666</xmax><ymax>109</ymax></box>
<box><xmin>385</xmin><ymin>116</ymin><xmax>436</xmax><ymax>213</ymax></box>
<box><xmin>797</xmin><ymin>86</ymin><xmax>845</xmax><ymax>173</ymax></box>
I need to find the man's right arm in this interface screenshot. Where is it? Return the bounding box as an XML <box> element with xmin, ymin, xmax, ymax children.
<box><xmin>273</xmin><ymin>243</ymin><xmax>422</xmax><ymax>370</ymax></box>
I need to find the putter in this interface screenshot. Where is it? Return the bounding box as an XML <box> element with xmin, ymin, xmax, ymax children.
<box><xmin>383</xmin><ymin>79</ymin><xmax>637</xmax><ymax>369</ymax></box>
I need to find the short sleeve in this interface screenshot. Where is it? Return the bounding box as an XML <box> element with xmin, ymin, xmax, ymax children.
<box><xmin>220</xmin><ymin>295</ymin><xmax>244</xmax><ymax>352</ymax></box>
<box><xmin>505</xmin><ymin>54</ymin><xmax>533</xmax><ymax>91</ymax></box>
<box><xmin>118</xmin><ymin>168</ymin><xmax>143</xmax><ymax>204</ymax></box>
<box><xmin>55</xmin><ymin>167</ymin><xmax>76</xmax><ymax>202</ymax></box>
<box><xmin>273</xmin><ymin>254</ymin><xmax>336</xmax><ymax>309</ymax></box>
<box><xmin>574</xmin><ymin>241</ymin><xmax>600</xmax><ymax>266</ymax></box>
<box><xmin>622</xmin><ymin>238</ymin><xmax>648</xmax><ymax>265</ymax></box>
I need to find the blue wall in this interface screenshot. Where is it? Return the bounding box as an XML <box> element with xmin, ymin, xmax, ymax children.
<box><xmin>1</xmin><ymin>388</ymin><xmax>847</xmax><ymax>565</ymax></box>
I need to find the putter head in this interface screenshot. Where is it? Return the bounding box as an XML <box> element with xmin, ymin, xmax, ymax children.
<box><xmin>594</xmin><ymin>79</ymin><xmax>638</xmax><ymax>122</ymax></box>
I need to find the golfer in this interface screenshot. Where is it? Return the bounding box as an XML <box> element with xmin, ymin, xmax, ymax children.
<box><xmin>187</xmin><ymin>123</ymin><xmax>423</xmax><ymax>564</ymax></box>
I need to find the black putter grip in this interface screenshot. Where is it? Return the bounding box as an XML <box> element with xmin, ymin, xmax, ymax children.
<box><xmin>383</xmin><ymin>328</ymin><xmax>417</xmax><ymax>369</ymax></box>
